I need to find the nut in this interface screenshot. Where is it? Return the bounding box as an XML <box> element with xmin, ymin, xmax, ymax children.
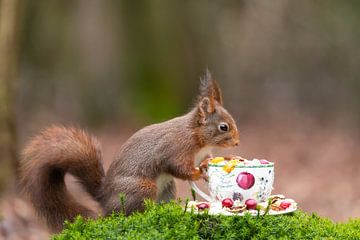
<box><xmin>226</xmin><ymin>205</ymin><xmax>247</xmax><ymax>213</ymax></box>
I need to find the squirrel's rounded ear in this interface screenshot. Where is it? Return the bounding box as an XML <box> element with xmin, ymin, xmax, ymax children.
<box><xmin>197</xmin><ymin>97</ymin><xmax>214</xmax><ymax>124</ymax></box>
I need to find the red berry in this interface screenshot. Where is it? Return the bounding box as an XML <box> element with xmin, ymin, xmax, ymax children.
<box><xmin>260</xmin><ymin>159</ymin><xmax>270</xmax><ymax>164</ymax></box>
<box><xmin>245</xmin><ymin>199</ymin><xmax>257</xmax><ymax>210</ymax></box>
<box><xmin>196</xmin><ymin>203</ymin><xmax>210</xmax><ymax>210</ymax></box>
<box><xmin>280</xmin><ymin>201</ymin><xmax>291</xmax><ymax>210</ymax></box>
<box><xmin>221</xmin><ymin>198</ymin><xmax>234</xmax><ymax>208</ymax></box>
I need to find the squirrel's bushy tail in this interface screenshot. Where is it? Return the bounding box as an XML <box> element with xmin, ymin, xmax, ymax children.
<box><xmin>19</xmin><ymin>126</ymin><xmax>105</xmax><ymax>232</ymax></box>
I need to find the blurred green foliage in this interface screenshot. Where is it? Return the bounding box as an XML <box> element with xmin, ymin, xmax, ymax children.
<box><xmin>18</xmin><ymin>0</ymin><xmax>360</xmax><ymax>127</ymax></box>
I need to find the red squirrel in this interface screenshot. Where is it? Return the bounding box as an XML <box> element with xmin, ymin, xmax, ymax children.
<box><xmin>19</xmin><ymin>70</ymin><xmax>240</xmax><ymax>232</ymax></box>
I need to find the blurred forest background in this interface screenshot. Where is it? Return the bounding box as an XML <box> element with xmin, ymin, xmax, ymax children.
<box><xmin>1</xmin><ymin>0</ymin><xmax>360</xmax><ymax>238</ymax></box>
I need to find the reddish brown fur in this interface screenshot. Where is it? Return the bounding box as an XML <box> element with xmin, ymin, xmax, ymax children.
<box><xmin>19</xmin><ymin>126</ymin><xmax>104</xmax><ymax>232</ymax></box>
<box><xmin>18</xmin><ymin>71</ymin><xmax>240</xmax><ymax>232</ymax></box>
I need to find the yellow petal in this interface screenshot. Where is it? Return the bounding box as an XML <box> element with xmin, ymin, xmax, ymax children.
<box><xmin>210</xmin><ymin>157</ymin><xmax>225</xmax><ymax>164</ymax></box>
<box><xmin>222</xmin><ymin>159</ymin><xmax>239</xmax><ymax>173</ymax></box>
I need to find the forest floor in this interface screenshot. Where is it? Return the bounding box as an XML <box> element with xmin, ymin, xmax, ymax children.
<box><xmin>1</xmin><ymin>116</ymin><xmax>360</xmax><ymax>239</ymax></box>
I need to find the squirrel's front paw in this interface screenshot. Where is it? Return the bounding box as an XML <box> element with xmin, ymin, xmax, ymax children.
<box><xmin>199</xmin><ymin>158</ymin><xmax>210</xmax><ymax>182</ymax></box>
<box><xmin>190</xmin><ymin>167</ymin><xmax>202</xmax><ymax>181</ymax></box>
<box><xmin>199</xmin><ymin>157</ymin><xmax>210</xmax><ymax>170</ymax></box>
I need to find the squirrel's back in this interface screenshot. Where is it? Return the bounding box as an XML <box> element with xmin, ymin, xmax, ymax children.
<box><xmin>19</xmin><ymin>126</ymin><xmax>105</xmax><ymax>232</ymax></box>
<box><xmin>106</xmin><ymin>112</ymin><xmax>197</xmax><ymax>178</ymax></box>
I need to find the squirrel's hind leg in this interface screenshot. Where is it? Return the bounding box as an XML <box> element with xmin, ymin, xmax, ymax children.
<box><xmin>156</xmin><ymin>179</ymin><xmax>176</xmax><ymax>203</ymax></box>
<box><xmin>101</xmin><ymin>177</ymin><xmax>157</xmax><ymax>216</ymax></box>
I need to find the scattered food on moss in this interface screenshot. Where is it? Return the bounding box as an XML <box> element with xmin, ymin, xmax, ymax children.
<box><xmin>53</xmin><ymin>201</ymin><xmax>360</xmax><ymax>240</ymax></box>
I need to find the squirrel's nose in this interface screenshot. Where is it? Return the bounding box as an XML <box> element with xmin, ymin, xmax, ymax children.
<box><xmin>234</xmin><ymin>140</ymin><xmax>240</xmax><ymax>146</ymax></box>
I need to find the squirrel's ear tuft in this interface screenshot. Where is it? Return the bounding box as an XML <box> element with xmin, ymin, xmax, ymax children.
<box><xmin>212</xmin><ymin>80</ymin><xmax>223</xmax><ymax>105</ymax></box>
<box><xmin>197</xmin><ymin>97</ymin><xmax>214</xmax><ymax>124</ymax></box>
<box><xmin>199</xmin><ymin>69</ymin><xmax>223</xmax><ymax>106</ymax></box>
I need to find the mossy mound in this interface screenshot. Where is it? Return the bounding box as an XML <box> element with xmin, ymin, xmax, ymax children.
<box><xmin>54</xmin><ymin>201</ymin><xmax>360</xmax><ymax>239</ymax></box>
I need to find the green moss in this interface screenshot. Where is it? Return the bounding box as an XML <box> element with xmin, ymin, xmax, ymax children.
<box><xmin>53</xmin><ymin>201</ymin><xmax>360</xmax><ymax>240</ymax></box>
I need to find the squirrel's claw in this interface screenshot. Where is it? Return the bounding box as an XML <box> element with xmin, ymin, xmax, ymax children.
<box><xmin>199</xmin><ymin>157</ymin><xmax>210</xmax><ymax>182</ymax></box>
<box><xmin>202</xmin><ymin>173</ymin><xmax>209</xmax><ymax>182</ymax></box>
<box><xmin>199</xmin><ymin>157</ymin><xmax>210</xmax><ymax>171</ymax></box>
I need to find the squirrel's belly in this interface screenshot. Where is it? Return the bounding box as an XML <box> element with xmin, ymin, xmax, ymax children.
<box><xmin>194</xmin><ymin>146</ymin><xmax>213</xmax><ymax>166</ymax></box>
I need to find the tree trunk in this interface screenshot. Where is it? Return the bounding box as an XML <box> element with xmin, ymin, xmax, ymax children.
<box><xmin>0</xmin><ymin>0</ymin><xmax>20</xmax><ymax>194</ymax></box>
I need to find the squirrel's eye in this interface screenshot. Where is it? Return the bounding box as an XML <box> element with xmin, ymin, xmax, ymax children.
<box><xmin>218</xmin><ymin>123</ymin><xmax>229</xmax><ymax>132</ymax></box>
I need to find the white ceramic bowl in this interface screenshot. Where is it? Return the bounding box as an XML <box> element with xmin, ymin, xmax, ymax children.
<box><xmin>191</xmin><ymin>159</ymin><xmax>274</xmax><ymax>203</ymax></box>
